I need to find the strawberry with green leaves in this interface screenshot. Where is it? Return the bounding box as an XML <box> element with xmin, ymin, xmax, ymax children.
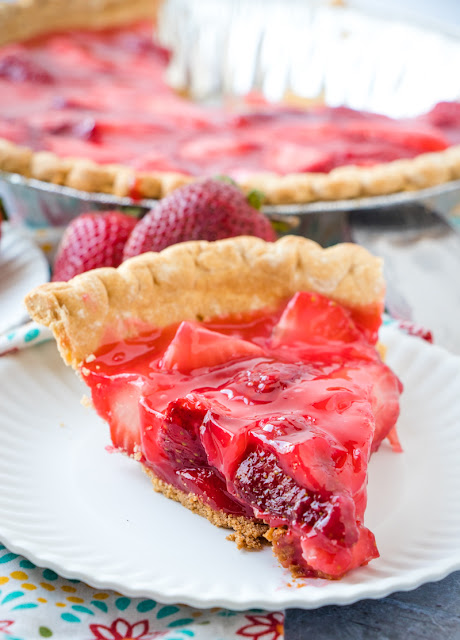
<box><xmin>123</xmin><ymin>178</ymin><xmax>276</xmax><ymax>258</ymax></box>
<box><xmin>52</xmin><ymin>210</ymin><xmax>137</xmax><ymax>281</ymax></box>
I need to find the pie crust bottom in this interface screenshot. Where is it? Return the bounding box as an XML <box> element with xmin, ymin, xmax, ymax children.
<box><xmin>142</xmin><ymin>466</ymin><xmax>269</xmax><ymax>551</ymax></box>
<box><xmin>142</xmin><ymin>467</ymin><xmax>326</xmax><ymax>578</ymax></box>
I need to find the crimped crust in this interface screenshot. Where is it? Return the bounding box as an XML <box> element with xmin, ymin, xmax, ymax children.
<box><xmin>0</xmin><ymin>1</ymin><xmax>460</xmax><ymax>203</ymax></box>
<box><xmin>2</xmin><ymin>134</ymin><xmax>460</xmax><ymax>205</ymax></box>
<box><xmin>0</xmin><ymin>0</ymin><xmax>160</xmax><ymax>46</ymax></box>
<box><xmin>25</xmin><ymin>235</ymin><xmax>384</xmax><ymax>368</ymax></box>
<box><xmin>143</xmin><ymin>466</ymin><xmax>269</xmax><ymax>550</ymax></box>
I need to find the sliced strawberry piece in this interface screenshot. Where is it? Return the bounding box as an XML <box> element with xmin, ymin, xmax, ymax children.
<box><xmin>179</xmin><ymin>135</ymin><xmax>260</xmax><ymax>161</ymax></box>
<box><xmin>234</xmin><ymin>445</ymin><xmax>359</xmax><ymax>545</ymax></box>
<box><xmin>426</xmin><ymin>101</ymin><xmax>460</xmax><ymax>129</ymax></box>
<box><xmin>141</xmin><ymin>393</ymin><xmax>211</xmax><ymax>473</ymax></box>
<box><xmin>386</xmin><ymin>427</ymin><xmax>402</xmax><ymax>453</ymax></box>
<box><xmin>30</xmin><ymin>112</ymin><xmax>100</xmax><ymax>141</ymax></box>
<box><xmin>160</xmin><ymin>321</ymin><xmax>264</xmax><ymax>373</ymax></box>
<box><xmin>44</xmin><ymin>135</ymin><xmax>122</xmax><ymax>164</ymax></box>
<box><xmin>158</xmin><ymin>396</ymin><xmax>209</xmax><ymax>468</ymax></box>
<box><xmin>272</xmin><ymin>291</ymin><xmax>361</xmax><ymax>347</ymax></box>
<box><xmin>139</xmin><ymin>398</ymin><xmax>168</xmax><ymax>468</ymax></box>
<box><xmin>95</xmin><ymin>117</ymin><xmax>172</xmax><ymax>137</ymax></box>
<box><xmin>368</xmin><ymin>364</ymin><xmax>403</xmax><ymax>452</ymax></box>
<box><xmin>145</xmin><ymin>96</ymin><xmax>214</xmax><ymax>130</ymax></box>
<box><xmin>0</xmin><ymin>52</ymin><xmax>54</xmax><ymax>84</ymax></box>
<box><xmin>228</xmin><ymin>361</ymin><xmax>303</xmax><ymax>398</ymax></box>
<box><xmin>130</xmin><ymin>150</ymin><xmax>183</xmax><ymax>173</ymax></box>
<box><xmin>0</xmin><ymin>118</ymin><xmax>27</xmax><ymax>144</ymax></box>
<box><xmin>175</xmin><ymin>467</ymin><xmax>254</xmax><ymax>516</ymax></box>
<box><xmin>344</xmin><ymin>121</ymin><xmax>449</xmax><ymax>153</ymax></box>
<box><xmin>47</xmin><ymin>37</ymin><xmax>115</xmax><ymax>73</ymax></box>
<box><xmin>86</xmin><ymin>373</ymin><xmax>145</xmax><ymax>455</ymax></box>
<box><xmin>140</xmin><ymin>394</ymin><xmax>254</xmax><ymax>517</ymax></box>
<box><xmin>107</xmin><ymin>384</ymin><xmax>143</xmax><ymax>455</ymax></box>
<box><xmin>321</xmin><ymin>360</ymin><xmax>403</xmax><ymax>454</ymax></box>
<box><xmin>299</xmin><ymin>524</ymin><xmax>378</xmax><ymax>578</ymax></box>
<box><xmin>266</xmin><ymin>142</ymin><xmax>333</xmax><ymax>174</ymax></box>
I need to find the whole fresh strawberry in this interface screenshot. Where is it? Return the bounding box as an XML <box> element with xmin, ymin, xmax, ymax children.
<box><xmin>123</xmin><ymin>178</ymin><xmax>276</xmax><ymax>259</ymax></box>
<box><xmin>52</xmin><ymin>210</ymin><xmax>137</xmax><ymax>281</ymax></box>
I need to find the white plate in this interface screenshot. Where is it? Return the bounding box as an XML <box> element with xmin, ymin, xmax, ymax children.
<box><xmin>0</xmin><ymin>326</ymin><xmax>459</xmax><ymax>610</ymax></box>
<box><xmin>0</xmin><ymin>223</ymin><xmax>50</xmax><ymax>333</ymax></box>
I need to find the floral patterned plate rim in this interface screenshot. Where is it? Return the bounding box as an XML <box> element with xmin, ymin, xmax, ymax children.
<box><xmin>0</xmin><ymin>326</ymin><xmax>459</xmax><ymax>610</ymax></box>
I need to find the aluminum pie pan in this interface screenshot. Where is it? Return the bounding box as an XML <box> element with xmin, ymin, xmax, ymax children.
<box><xmin>2</xmin><ymin>169</ymin><xmax>460</xmax><ymax>226</ymax></box>
<box><xmin>2</xmin><ymin>168</ymin><xmax>459</xmax><ymax>261</ymax></box>
<box><xmin>158</xmin><ymin>0</ymin><xmax>460</xmax><ymax>117</ymax></box>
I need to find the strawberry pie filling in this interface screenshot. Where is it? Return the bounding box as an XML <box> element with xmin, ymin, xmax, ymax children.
<box><xmin>1</xmin><ymin>22</ymin><xmax>460</xmax><ymax>180</ymax></box>
<box><xmin>82</xmin><ymin>291</ymin><xmax>402</xmax><ymax>579</ymax></box>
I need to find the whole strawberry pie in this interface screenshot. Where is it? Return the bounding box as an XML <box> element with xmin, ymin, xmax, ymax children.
<box><xmin>0</xmin><ymin>1</ymin><xmax>460</xmax><ymax>204</ymax></box>
<box><xmin>26</xmin><ymin>235</ymin><xmax>403</xmax><ymax>580</ymax></box>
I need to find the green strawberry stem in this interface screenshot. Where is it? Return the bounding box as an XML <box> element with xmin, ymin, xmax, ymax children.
<box><xmin>213</xmin><ymin>175</ymin><xmax>266</xmax><ymax>210</ymax></box>
<box><xmin>246</xmin><ymin>189</ymin><xmax>265</xmax><ymax>210</ymax></box>
<box><xmin>213</xmin><ymin>174</ymin><xmax>238</xmax><ymax>187</ymax></box>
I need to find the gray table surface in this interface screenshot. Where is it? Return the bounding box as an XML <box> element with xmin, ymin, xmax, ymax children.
<box><xmin>286</xmin><ymin>571</ymin><xmax>460</xmax><ymax>639</ymax></box>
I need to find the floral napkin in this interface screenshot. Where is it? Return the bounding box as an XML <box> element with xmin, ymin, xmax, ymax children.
<box><xmin>0</xmin><ymin>543</ymin><xmax>283</xmax><ymax>640</ymax></box>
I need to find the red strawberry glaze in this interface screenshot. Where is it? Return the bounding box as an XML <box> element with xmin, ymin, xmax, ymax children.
<box><xmin>0</xmin><ymin>22</ymin><xmax>458</xmax><ymax>178</ymax></box>
<box><xmin>82</xmin><ymin>292</ymin><xmax>402</xmax><ymax>579</ymax></box>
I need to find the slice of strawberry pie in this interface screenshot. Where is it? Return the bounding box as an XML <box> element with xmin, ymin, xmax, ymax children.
<box><xmin>25</xmin><ymin>235</ymin><xmax>402</xmax><ymax>579</ymax></box>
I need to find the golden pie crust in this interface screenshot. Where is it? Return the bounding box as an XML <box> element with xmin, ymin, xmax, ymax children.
<box><xmin>0</xmin><ymin>0</ymin><xmax>159</xmax><ymax>46</ymax></box>
<box><xmin>25</xmin><ymin>235</ymin><xmax>384</xmax><ymax>368</ymax></box>
<box><xmin>1</xmin><ymin>0</ymin><xmax>460</xmax><ymax>204</ymax></box>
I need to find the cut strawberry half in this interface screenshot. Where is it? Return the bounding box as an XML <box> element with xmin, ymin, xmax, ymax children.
<box><xmin>156</xmin><ymin>395</ymin><xmax>209</xmax><ymax>469</ymax></box>
<box><xmin>139</xmin><ymin>393</ymin><xmax>255</xmax><ymax>517</ymax></box>
<box><xmin>0</xmin><ymin>52</ymin><xmax>54</xmax><ymax>84</ymax></box>
<box><xmin>344</xmin><ymin>121</ymin><xmax>449</xmax><ymax>153</ymax></box>
<box><xmin>266</xmin><ymin>142</ymin><xmax>333</xmax><ymax>174</ymax></box>
<box><xmin>272</xmin><ymin>291</ymin><xmax>361</xmax><ymax>347</ymax></box>
<box><xmin>44</xmin><ymin>135</ymin><xmax>122</xmax><ymax>164</ymax></box>
<box><xmin>160</xmin><ymin>321</ymin><xmax>264</xmax><ymax>373</ymax></box>
<box><xmin>84</xmin><ymin>372</ymin><xmax>146</xmax><ymax>455</ymax></box>
<box><xmin>368</xmin><ymin>364</ymin><xmax>404</xmax><ymax>452</ymax></box>
<box><xmin>179</xmin><ymin>135</ymin><xmax>260</xmax><ymax>161</ymax></box>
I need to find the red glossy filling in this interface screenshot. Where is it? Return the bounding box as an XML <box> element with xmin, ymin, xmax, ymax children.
<box><xmin>1</xmin><ymin>22</ymin><xmax>459</xmax><ymax>179</ymax></box>
<box><xmin>82</xmin><ymin>292</ymin><xmax>402</xmax><ymax>579</ymax></box>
